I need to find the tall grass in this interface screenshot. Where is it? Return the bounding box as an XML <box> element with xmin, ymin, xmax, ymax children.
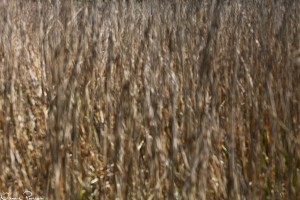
<box><xmin>0</xmin><ymin>0</ymin><xmax>299</xmax><ymax>199</ymax></box>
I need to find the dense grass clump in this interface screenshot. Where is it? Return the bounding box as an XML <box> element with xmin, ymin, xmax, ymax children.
<box><xmin>0</xmin><ymin>0</ymin><xmax>299</xmax><ymax>199</ymax></box>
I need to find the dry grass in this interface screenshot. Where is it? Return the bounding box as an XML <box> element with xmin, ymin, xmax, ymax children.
<box><xmin>0</xmin><ymin>0</ymin><xmax>300</xmax><ymax>199</ymax></box>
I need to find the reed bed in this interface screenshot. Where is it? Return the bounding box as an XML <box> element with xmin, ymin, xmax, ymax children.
<box><xmin>0</xmin><ymin>0</ymin><xmax>299</xmax><ymax>199</ymax></box>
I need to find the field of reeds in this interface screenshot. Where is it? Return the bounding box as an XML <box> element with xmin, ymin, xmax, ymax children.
<box><xmin>0</xmin><ymin>0</ymin><xmax>299</xmax><ymax>199</ymax></box>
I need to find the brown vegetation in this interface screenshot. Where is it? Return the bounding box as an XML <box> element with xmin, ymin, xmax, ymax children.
<box><xmin>0</xmin><ymin>0</ymin><xmax>299</xmax><ymax>199</ymax></box>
